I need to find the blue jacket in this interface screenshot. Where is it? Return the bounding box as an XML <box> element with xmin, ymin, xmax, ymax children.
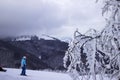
<box><xmin>21</xmin><ymin>58</ymin><xmax>26</xmax><ymax>67</ymax></box>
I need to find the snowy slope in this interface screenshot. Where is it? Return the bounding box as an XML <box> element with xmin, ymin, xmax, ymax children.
<box><xmin>0</xmin><ymin>68</ymin><xmax>117</xmax><ymax>80</ymax></box>
<box><xmin>0</xmin><ymin>68</ymin><xmax>72</xmax><ymax>80</ymax></box>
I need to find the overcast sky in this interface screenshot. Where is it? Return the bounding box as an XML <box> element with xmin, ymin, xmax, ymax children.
<box><xmin>0</xmin><ymin>0</ymin><xmax>105</xmax><ymax>39</ymax></box>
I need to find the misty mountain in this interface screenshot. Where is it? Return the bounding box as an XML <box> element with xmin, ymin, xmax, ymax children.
<box><xmin>0</xmin><ymin>36</ymin><xmax>68</xmax><ymax>70</ymax></box>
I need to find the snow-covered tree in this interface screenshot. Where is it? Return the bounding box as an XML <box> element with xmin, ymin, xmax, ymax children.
<box><xmin>63</xmin><ymin>0</ymin><xmax>120</xmax><ymax>80</ymax></box>
<box><xmin>64</xmin><ymin>29</ymin><xmax>100</xmax><ymax>80</ymax></box>
<box><xmin>99</xmin><ymin>0</ymin><xmax>120</xmax><ymax>79</ymax></box>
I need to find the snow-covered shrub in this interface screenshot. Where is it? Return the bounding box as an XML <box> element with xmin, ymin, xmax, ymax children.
<box><xmin>63</xmin><ymin>0</ymin><xmax>120</xmax><ymax>80</ymax></box>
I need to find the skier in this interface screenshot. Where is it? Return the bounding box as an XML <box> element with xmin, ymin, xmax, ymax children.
<box><xmin>20</xmin><ymin>56</ymin><xmax>27</xmax><ymax>76</ymax></box>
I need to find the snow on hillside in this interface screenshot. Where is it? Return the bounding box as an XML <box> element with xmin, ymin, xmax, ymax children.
<box><xmin>0</xmin><ymin>68</ymin><xmax>117</xmax><ymax>80</ymax></box>
<box><xmin>0</xmin><ymin>68</ymin><xmax>72</xmax><ymax>80</ymax></box>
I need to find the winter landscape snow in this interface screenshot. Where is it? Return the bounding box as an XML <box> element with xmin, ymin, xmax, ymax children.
<box><xmin>0</xmin><ymin>68</ymin><xmax>72</xmax><ymax>80</ymax></box>
<box><xmin>0</xmin><ymin>0</ymin><xmax>120</xmax><ymax>80</ymax></box>
<box><xmin>0</xmin><ymin>68</ymin><xmax>117</xmax><ymax>80</ymax></box>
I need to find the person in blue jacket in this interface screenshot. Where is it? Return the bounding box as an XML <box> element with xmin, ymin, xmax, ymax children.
<box><xmin>21</xmin><ymin>56</ymin><xmax>27</xmax><ymax>76</ymax></box>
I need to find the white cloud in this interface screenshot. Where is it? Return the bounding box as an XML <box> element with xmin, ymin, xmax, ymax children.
<box><xmin>0</xmin><ymin>0</ymin><xmax>105</xmax><ymax>39</ymax></box>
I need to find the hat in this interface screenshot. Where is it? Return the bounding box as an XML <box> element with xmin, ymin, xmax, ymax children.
<box><xmin>23</xmin><ymin>56</ymin><xmax>26</xmax><ymax>59</ymax></box>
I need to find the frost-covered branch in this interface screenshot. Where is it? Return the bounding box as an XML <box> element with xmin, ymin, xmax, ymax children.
<box><xmin>64</xmin><ymin>0</ymin><xmax>120</xmax><ymax>80</ymax></box>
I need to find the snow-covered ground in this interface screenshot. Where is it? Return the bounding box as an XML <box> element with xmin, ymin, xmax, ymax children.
<box><xmin>0</xmin><ymin>68</ymin><xmax>72</xmax><ymax>80</ymax></box>
<box><xmin>0</xmin><ymin>68</ymin><xmax>117</xmax><ymax>80</ymax></box>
